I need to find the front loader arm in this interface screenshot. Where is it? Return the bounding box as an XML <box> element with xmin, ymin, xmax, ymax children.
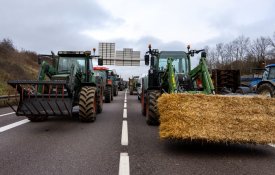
<box><xmin>167</xmin><ymin>58</ymin><xmax>177</xmax><ymax>93</ymax></box>
<box><xmin>189</xmin><ymin>56</ymin><xmax>215</xmax><ymax>94</ymax></box>
<box><xmin>37</xmin><ymin>61</ymin><xmax>57</xmax><ymax>93</ymax></box>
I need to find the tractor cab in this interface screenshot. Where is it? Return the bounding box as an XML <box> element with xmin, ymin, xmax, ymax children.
<box><xmin>56</xmin><ymin>51</ymin><xmax>93</xmax><ymax>82</ymax></box>
<box><xmin>158</xmin><ymin>51</ymin><xmax>190</xmax><ymax>74</ymax></box>
<box><xmin>263</xmin><ymin>64</ymin><xmax>275</xmax><ymax>80</ymax></box>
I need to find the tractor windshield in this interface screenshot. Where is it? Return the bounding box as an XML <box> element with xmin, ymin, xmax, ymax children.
<box><xmin>159</xmin><ymin>51</ymin><xmax>189</xmax><ymax>74</ymax></box>
<box><xmin>58</xmin><ymin>57</ymin><xmax>86</xmax><ymax>73</ymax></box>
<box><xmin>268</xmin><ymin>66</ymin><xmax>275</xmax><ymax>79</ymax></box>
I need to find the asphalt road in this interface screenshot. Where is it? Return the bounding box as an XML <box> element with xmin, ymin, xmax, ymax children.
<box><xmin>1</xmin><ymin>90</ymin><xmax>275</xmax><ymax>175</ymax></box>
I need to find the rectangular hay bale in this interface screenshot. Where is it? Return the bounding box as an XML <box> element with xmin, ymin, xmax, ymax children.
<box><xmin>158</xmin><ymin>93</ymin><xmax>275</xmax><ymax>144</ymax></box>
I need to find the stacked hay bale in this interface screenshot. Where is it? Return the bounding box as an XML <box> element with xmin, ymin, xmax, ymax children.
<box><xmin>158</xmin><ymin>93</ymin><xmax>275</xmax><ymax>144</ymax></box>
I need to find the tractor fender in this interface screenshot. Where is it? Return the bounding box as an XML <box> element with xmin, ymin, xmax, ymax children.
<box><xmin>257</xmin><ymin>80</ymin><xmax>275</xmax><ymax>89</ymax></box>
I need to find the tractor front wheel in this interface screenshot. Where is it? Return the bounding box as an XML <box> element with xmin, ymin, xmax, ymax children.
<box><xmin>79</xmin><ymin>86</ymin><xmax>97</xmax><ymax>122</ymax></box>
<box><xmin>104</xmin><ymin>86</ymin><xmax>112</xmax><ymax>103</ymax></box>
<box><xmin>257</xmin><ymin>83</ymin><xmax>275</xmax><ymax>98</ymax></box>
<box><xmin>146</xmin><ymin>90</ymin><xmax>161</xmax><ymax>126</ymax></box>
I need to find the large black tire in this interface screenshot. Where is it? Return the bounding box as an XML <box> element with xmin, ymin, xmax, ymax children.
<box><xmin>27</xmin><ymin>115</ymin><xmax>48</xmax><ymax>122</ymax></box>
<box><xmin>97</xmin><ymin>90</ymin><xmax>103</xmax><ymax>114</ymax></box>
<box><xmin>104</xmin><ymin>86</ymin><xmax>112</xmax><ymax>103</ymax></box>
<box><xmin>146</xmin><ymin>90</ymin><xmax>161</xmax><ymax>126</ymax></box>
<box><xmin>111</xmin><ymin>87</ymin><xmax>114</xmax><ymax>101</ymax></box>
<box><xmin>141</xmin><ymin>89</ymin><xmax>146</xmax><ymax>116</ymax></box>
<box><xmin>257</xmin><ymin>83</ymin><xmax>275</xmax><ymax>98</ymax></box>
<box><xmin>114</xmin><ymin>86</ymin><xmax>118</xmax><ymax>96</ymax></box>
<box><xmin>79</xmin><ymin>86</ymin><xmax>97</xmax><ymax>122</ymax></box>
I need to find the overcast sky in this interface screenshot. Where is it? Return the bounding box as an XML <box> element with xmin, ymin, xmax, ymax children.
<box><xmin>1</xmin><ymin>0</ymin><xmax>275</xmax><ymax>79</ymax></box>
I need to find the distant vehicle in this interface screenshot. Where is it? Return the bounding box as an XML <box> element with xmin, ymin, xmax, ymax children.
<box><xmin>256</xmin><ymin>64</ymin><xmax>275</xmax><ymax>97</ymax></box>
<box><xmin>240</xmin><ymin>68</ymin><xmax>265</xmax><ymax>93</ymax></box>
<box><xmin>137</xmin><ymin>77</ymin><xmax>142</xmax><ymax>100</ymax></box>
<box><xmin>235</xmin><ymin>64</ymin><xmax>275</xmax><ymax>96</ymax></box>
<box><xmin>129</xmin><ymin>76</ymin><xmax>139</xmax><ymax>95</ymax></box>
<box><xmin>117</xmin><ymin>77</ymin><xmax>125</xmax><ymax>91</ymax></box>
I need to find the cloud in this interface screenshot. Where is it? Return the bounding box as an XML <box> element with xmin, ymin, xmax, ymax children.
<box><xmin>0</xmin><ymin>0</ymin><xmax>121</xmax><ymax>53</ymax></box>
<box><xmin>1</xmin><ymin>0</ymin><xmax>275</xmax><ymax>78</ymax></box>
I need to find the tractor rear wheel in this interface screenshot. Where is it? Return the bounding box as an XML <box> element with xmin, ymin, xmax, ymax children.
<box><xmin>111</xmin><ymin>87</ymin><xmax>114</xmax><ymax>101</ymax></box>
<box><xmin>79</xmin><ymin>86</ymin><xmax>97</xmax><ymax>122</ymax></box>
<box><xmin>257</xmin><ymin>83</ymin><xmax>275</xmax><ymax>98</ymax></box>
<box><xmin>27</xmin><ymin>115</ymin><xmax>48</xmax><ymax>122</ymax></box>
<box><xmin>104</xmin><ymin>86</ymin><xmax>112</xmax><ymax>103</ymax></box>
<box><xmin>114</xmin><ymin>86</ymin><xmax>118</xmax><ymax>96</ymax></box>
<box><xmin>146</xmin><ymin>90</ymin><xmax>161</xmax><ymax>126</ymax></box>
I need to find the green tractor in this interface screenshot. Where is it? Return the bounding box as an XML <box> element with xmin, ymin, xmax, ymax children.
<box><xmin>7</xmin><ymin>50</ymin><xmax>104</xmax><ymax>122</ymax></box>
<box><xmin>141</xmin><ymin>45</ymin><xmax>214</xmax><ymax>125</ymax></box>
<box><xmin>129</xmin><ymin>76</ymin><xmax>139</xmax><ymax>95</ymax></box>
<box><xmin>93</xmin><ymin>66</ymin><xmax>113</xmax><ymax>103</ymax></box>
<box><xmin>117</xmin><ymin>77</ymin><xmax>125</xmax><ymax>91</ymax></box>
<box><xmin>108</xmin><ymin>69</ymin><xmax>119</xmax><ymax>97</ymax></box>
<box><xmin>92</xmin><ymin>67</ymin><xmax>119</xmax><ymax>103</ymax></box>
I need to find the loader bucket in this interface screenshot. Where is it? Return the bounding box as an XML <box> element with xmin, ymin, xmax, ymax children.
<box><xmin>158</xmin><ymin>93</ymin><xmax>275</xmax><ymax>144</ymax></box>
<box><xmin>7</xmin><ymin>80</ymin><xmax>73</xmax><ymax>117</ymax></box>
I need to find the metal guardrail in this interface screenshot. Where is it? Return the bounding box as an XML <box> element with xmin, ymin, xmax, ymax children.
<box><xmin>0</xmin><ymin>95</ymin><xmax>19</xmax><ymax>100</ymax></box>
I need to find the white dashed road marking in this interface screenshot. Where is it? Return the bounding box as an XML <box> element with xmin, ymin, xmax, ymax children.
<box><xmin>119</xmin><ymin>153</ymin><xmax>130</xmax><ymax>175</ymax></box>
<box><xmin>121</xmin><ymin>120</ymin><xmax>128</xmax><ymax>146</ymax></box>
<box><xmin>123</xmin><ymin>109</ymin><xmax>127</xmax><ymax>119</ymax></box>
<box><xmin>0</xmin><ymin>119</ymin><xmax>29</xmax><ymax>133</ymax></box>
<box><xmin>0</xmin><ymin>112</ymin><xmax>15</xmax><ymax>117</ymax></box>
<box><xmin>119</xmin><ymin>90</ymin><xmax>130</xmax><ymax>174</ymax></box>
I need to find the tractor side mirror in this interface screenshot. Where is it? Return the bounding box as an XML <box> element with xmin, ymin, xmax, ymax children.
<box><xmin>144</xmin><ymin>55</ymin><xmax>150</xmax><ymax>66</ymax></box>
<box><xmin>201</xmin><ymin>52</ymin><xmax>206</xmax><ymax>58</ymax></box>
<box><xmin>98</xmin><ymin>58</ymin><xmax>103</xmax><ymax>66</ymax></box>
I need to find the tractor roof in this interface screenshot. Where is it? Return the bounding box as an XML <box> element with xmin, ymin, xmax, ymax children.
<box><xmin>159</xmin><ymin>51</ymin><xmax>188</xmax><ymax>59</ymax></box>
<box><xmin>266</xmin><ymin>64</ymin><xmax>275</xmax><ymax>68</ymax></box>
<box><xmin>58</xmin><ymin>51</ymin><xmax>91</xmax><ymax>57</ymax></box>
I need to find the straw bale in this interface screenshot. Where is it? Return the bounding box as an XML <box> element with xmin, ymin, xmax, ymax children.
<box><xmin>158</xmin><ymin>93</ymin><xmax>275</xmax><ymax>144</ymax></box>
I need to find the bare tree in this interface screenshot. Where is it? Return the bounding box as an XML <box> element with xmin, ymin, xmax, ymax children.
<box><xmin>0</xmin><ymin>38</ymin><xmax>16</xmax><ymax>53</ymax></box>
<box><xmin>268</xmin><ymin>32</ymin><xmax>275</xmax><ymax>59</ymax></box>
<box><xmin>223</xmin><ymin>42</ymin><xmax>234</xmax><ymax>65</ymax></box>
<box><xmin>216</xmin><ymin>43</ymin><xmax>225</xmax><ymax>66</ymax></box>
<box><xmin>205</xmin><ymin>46</ymin><xmax>218</xmax><ymax>70</ymax></box>
<box><xmin>249</xmin><ymin>36</ymin><xmax>271</xmax><ymax>63</ymax></box>
<box><xmin>269</xmin><ymin>32</ymin><xmax>275</xmax><ymax>48</ymax></box>
<box><xmin>232</xmin><ymin>35</ymin><xmax>250</xmax><ymax>61</ymax></box>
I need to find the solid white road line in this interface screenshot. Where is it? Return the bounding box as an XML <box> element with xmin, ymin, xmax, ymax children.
<box><xmin>0</xmin><ymin>119</ymin><xmax>29</xmax><ymax>133</ymax></box>
<box><xmin>269</xmin><ymin>144</ymin><xmax>275</xmax><ymax>148</ymax></box>
<box><xmin>0</xmin><ymin>112</ymin><xmax>15</xmax><ymax>117</ymax></box>
<box><xmin>119</xmin><ymin>153</ymin><xmax>130</xmax><ymax>175</ymax></box>
<box><xmin>123</xmin><ymin>109</ymin><xmax>127</xmax><ymax>119</ymax></box>
<box><xmin>121</xmin><ymin>121</ymin><xmax>128</xmax><ymax>146</ymax></box>
<box><xmin>124</xmin><ymin>103</ymin><xmax>127</xmax><ymax>108</ymax></box>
